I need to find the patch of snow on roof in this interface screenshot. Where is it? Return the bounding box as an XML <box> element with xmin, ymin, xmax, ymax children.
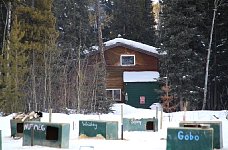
<box><xmin>123</xmin><ymin>71</ymin><xmax>159</xmax><ymax>82</ymax></box>
<box><xmin>104</xmin><ymin>38</ymin><xmax>158</xmax><ymax>54</ymax></box>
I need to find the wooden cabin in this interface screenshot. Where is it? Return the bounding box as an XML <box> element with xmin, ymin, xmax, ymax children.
<box><xmin>88</xmin><ymin>38</ymin><xmax>160</xmax><ymax>109</ymax></box>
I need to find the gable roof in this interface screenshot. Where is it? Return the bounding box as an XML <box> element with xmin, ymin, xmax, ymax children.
<box><xmin>104</xmin><ymin>38</ymin><xmax>159</xmax><ymax>57</ymax></box>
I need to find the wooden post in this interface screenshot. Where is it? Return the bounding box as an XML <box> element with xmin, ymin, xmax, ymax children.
<box><xmin>183</xmin><ymin>101</ymin><xmax>188</xmax><ymax>121</ymax></box>
<box><xmin>73</xmin><ymin>121</ymin><xmax>74</xmax><ymax>130</ymax></box>
<box><xmin>121</xmin><ymin>105</ymin><xmax>123</xmax><ymax>140</ymax></box>
<box><xmin>49</xmin><ymin>108</ymin><xmax>52</xmax><ymax>123</ymax></box>
<box><xmin>156</xmin><ymin>107</ymin><xmax>158</xmax><ymax>119</ymax></box>
<box><xmin>160</xmin><ymin>108</ymin><xmax>163</xmax><ymax>129</ymax></box>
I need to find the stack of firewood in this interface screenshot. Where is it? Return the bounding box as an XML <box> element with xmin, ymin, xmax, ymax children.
<box><xmin>13</xmin><ymin>111</ymin><xmax>42</xmax><ymax>122</ymax></box>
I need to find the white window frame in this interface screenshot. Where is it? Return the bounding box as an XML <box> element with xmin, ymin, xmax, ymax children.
<box><xmin>106</xmin><ymin>89</ymin><xmax>121</xmax><ymax>101</ymax></box>
<box><xmin>120</xmin><ymin>55</ymin><xmax>135</xmax><ymax>66</ymax></box>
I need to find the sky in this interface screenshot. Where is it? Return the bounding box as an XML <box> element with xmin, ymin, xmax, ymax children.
<box><xmin>0</xmin><ymin>104</ymin><xmax>228</xmax><ymax>150</ymax></box>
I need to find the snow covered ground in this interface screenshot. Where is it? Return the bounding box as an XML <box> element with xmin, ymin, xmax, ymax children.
<box><xmin>0</xmin><ymin>104</ymin><xmax>228</xmax><ymax>150</ymax></box>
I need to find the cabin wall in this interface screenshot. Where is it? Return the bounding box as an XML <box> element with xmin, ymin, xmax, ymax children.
<box><xmin>86</xmin><ymin>46</ymin><xmax>159</xmax><ymax>103</ymax></box>
<box><xmin>124</xmin><ymin>82</ymin><xmax>160</xmax><ymax>109</ymax></box>
<box><xmin>105</xmin><ymin>46</ymin><xmax>159</xmax><ymax>91</ymax></box>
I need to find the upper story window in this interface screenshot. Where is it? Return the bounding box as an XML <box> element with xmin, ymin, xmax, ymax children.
<box><xmin>121</xmin><ymin>55</ymin><xmax>135</xmax><ymax>66</ymax></box>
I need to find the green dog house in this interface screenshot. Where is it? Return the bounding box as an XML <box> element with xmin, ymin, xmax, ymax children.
<box><xmin>167</xmin><ymin>127</ymin><xmax>214</xmax><ymax>150</ymax></box>
<box><xmin>23</xmin><ymin>121</ymin><xmax>70</xmax><ymax>148</ymax></box>
<box><xmin>79</xmin><ymin>120</ymin><xmax>118</xmax><ymax>140</ymax></box>
<box><xmin>179</xmin><ymin>121</ymin><xmax>223</xmax><ymax>149</ymax></box>
<box><xmin>10</xmin><ymin>118</ymin><xmax>40</xmax><ymax>138</ymax></box>
<box><xmin>123</xmin><ymin>117</ymin><xmax>158</xmax><ymax>131</ymax></box>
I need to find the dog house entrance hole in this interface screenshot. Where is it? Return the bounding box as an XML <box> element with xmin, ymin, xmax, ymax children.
<box><xmin>17</xmin><ymin>123</ymin><xmax>23</xmax><ymax>133</ymax></box>
<box><xmin>46</xmin><ymin>126</ymin><xmax>59</xmax><ymax>140</ymax></box>
<box><xmin>183</xmin><ymin>124</ymin><xmax>210</xmax><ymax>129</ymax></box>
<box><xmin>146</xmin><ymin>121</ymin><xmax>154</xmax><ymax>130</ymax></box>
<box><xmin>184</xmin><ymin>124</ymin><xmax>201</xmax><ymax>128</ymax></box>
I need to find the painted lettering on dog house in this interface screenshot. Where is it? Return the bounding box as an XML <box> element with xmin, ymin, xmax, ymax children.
<box><xmin>166</xmin><ymin>127</ymin><xmax>214</xmax><ymax>150</ymax></box>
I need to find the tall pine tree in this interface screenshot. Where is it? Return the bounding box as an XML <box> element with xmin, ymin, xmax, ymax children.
<box><xmin>9</xmin><ymin>0</ymin><xmax>58</xmax><ymax>112</ymax></box>
<box><xmin>104</xmin><ymin>0</ymin><xmax>157</xmax><ymax>46</ymax></box>
<box><xmin>0</xmin><ymin>1</ymin><xmax>28</xmax><ymax>113</ymax></box>
<box><xmin>207</xmin><ymin>0</ymin><xmax>228</xmax><ymax>109</ymax></box>
<box><xmin>159</xmin><ymin>0</ymin><xmax>207</xmax><ymax>110</ymax></box>
<box><xmin>0</xmin><ymin>0</ymin><xmax>7</xmax><ymax>53</ymax></box>
<box><xmin>53</xmin><ymin>0</ymin><xmax>97</xmax><ymax>112</ymax></box>
<box><xmin>159</xmin><ymin>0</ymin><xmax>228</xmax><ymax>110</ymax></box>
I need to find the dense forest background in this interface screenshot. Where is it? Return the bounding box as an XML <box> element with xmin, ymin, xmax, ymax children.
<box><xmin>0</xmin><ymin>0</ymin><xmax>227</xmax><ymax>114</ymax></box>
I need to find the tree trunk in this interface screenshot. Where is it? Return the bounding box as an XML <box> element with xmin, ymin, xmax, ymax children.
<box><xmin>6</xmin><ymin>2</ymin><xmax>12</xmax><ymax>78</ymax></box>
<box><xmin>31</xmin><ymin>0</ymin><xmax>37</xmax><ymax>111</ymax></box>
<box><xmin>48</xmin><ymin>52</ymin><xmax>52</xmax><ymax>109</ymax></box>
<box><xmin>77</xmin><ymin>21</ymin><xmax>82</xmax><ymax>113</ymax></box>
<box><xmin>44</xmin><ymin>50</ymin><xmax>47</xmax><ymax>111</ymax></box>
<box><xmin>96</xmin><ymin>0</ymin><xmax>106</xmax><ymax>70</ymax></box>
<box><xmin>95</xmin><ymin>0</ymin><xmax>108</xmax><ymax>112</ymax></box>
<box><xmin>63</xmin><ymin>63</ymin><xmax>67</xmax><ymax>108</ymax></box>
<box><xmin>202</xmin><ymin>0</ymin><xmax>218</xmax><ymax>110</ymax></box>
<box><xmin>179</xmin><ymin>94</ymin><xmax>184</xmax><ymax>111</ymax></box>
<box><xmin>32</xmin><ymin>49</ymin><xmax>37</xmax><ymax>111</ymax></box>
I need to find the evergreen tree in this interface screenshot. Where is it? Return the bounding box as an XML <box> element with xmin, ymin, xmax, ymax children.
<box><xmin>0</xmin><ymin>1</ymin><xmax>8</xmax><ymax>104</ymax></box>
<box><xmin>53</xmin><ymin>0</ymin><xmax>115</xmax><ymax>114</ymax></box>
<box><xmin>0</xmin><ymin>1</ymin><xmax>28</xmax><ymax>113</ymax></box>
<box><xmin>105</xmin><ymin>0</ymin><xmax>157</xmax><ymax>46</ymax></box>
<box><xmin>159</xmin><ymin>0</ymin><xmax>207</xmax><ymax>110</ymax></box>
<box><xmin>1</xmin><ymin>15</ymin><xmax>27</xmax><ymax>113</ymax></box>
<box><xmin>5</xmin><ymin>0</ymin><xmax>57</xmax><ymax>110</ymax></box>
<box><xmin>54</xmin><ymin>0</ymin><xmax>93</xmax><ymax>50</ymax></box>
<box><xmin>207</xmin><ymin>1</ymin><xmax>228</xmax><ymax>109</ymax></box>
<box><xmin>96</xmin><ymin>0</ymin><xmax>113</xmax><ymax>42</ymax></box>
<box><xmin>53</xmin><ymin>0</ymin><xmax>97</xmax><ymax>112</ymax></box>
<box><xmin>0</xmin><ymin>1</ymin><xmax>7</xmax><ymax>53</ymax></box>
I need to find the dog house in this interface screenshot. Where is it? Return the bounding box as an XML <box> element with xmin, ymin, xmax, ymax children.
<box><xmin>179</xmin><ymin>121</ymin><xmax>223</xmax><ymax>149</ymax></box>
<box><xmin>123</xmin><ymin>117</ymin><xmax>158</xmax><ymax>131</ymax></box>
<box><xmin>79</xmin><ymin>120</ymin><xmax>118</xmax><ymax>140</ymax></box>
<box><xmin>22</xmin><ymin>121</ymin><xmax>70</xmax><ymax>148</ymax></box>
<box><xmin>10</xmin><ymin>118</ymin><xmax>40</xmax><ymax>138</ymax></box>
<box><xmin>166</xmin><ymin>127</ymin><xmax>214</xmax><ymax>150</ymax></box>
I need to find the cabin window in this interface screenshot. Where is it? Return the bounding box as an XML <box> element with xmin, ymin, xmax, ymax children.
<box><xmin>120</xmin><ymin>55</ymin><xmax>135</xmax><ymax>66</ymax></box>
<box><xmin>106</xmin><ymin>89</ymin><xmax>121</xmax><ymax>101</ymax></box>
